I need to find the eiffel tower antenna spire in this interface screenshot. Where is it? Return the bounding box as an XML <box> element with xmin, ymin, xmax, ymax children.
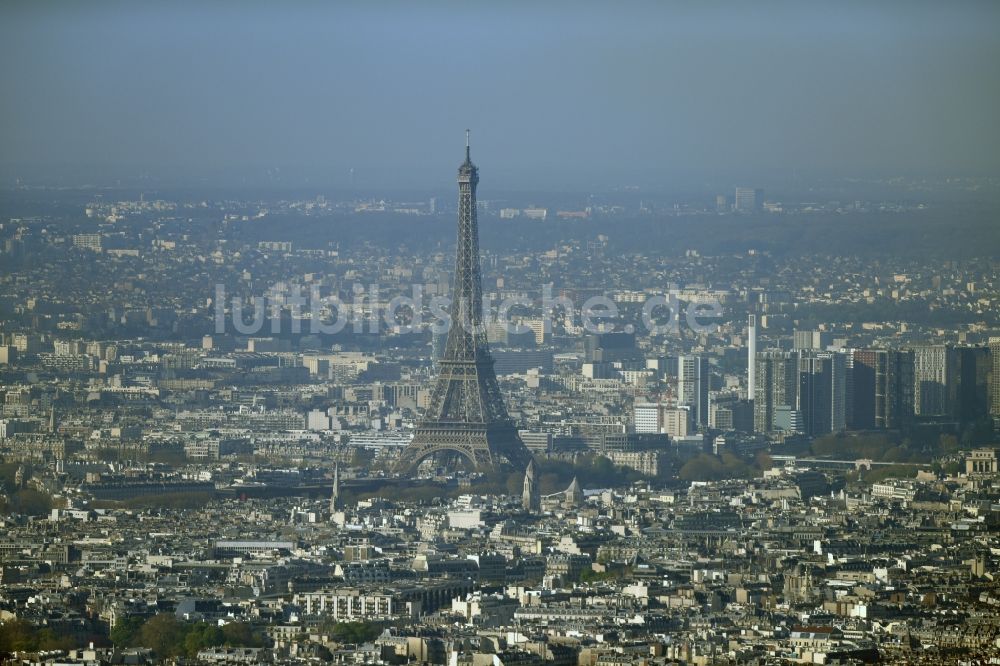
<box><xmin>397</xmin><ymin>134</ymin><xmax>532</xmax><ymax>474</ymax></box>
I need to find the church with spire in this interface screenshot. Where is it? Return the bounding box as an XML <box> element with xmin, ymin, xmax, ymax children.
<box><xmin>522</xmin><ymin>459</ymin><xmax>540</xmax><ymax>512</ymax></box>
<box><xmin>563</xmin><ymin>477</ymin><xmax>583</xmax><ymax>510</ymax></box>
<box><xmin>330</xmin><ymin>463</ymin><xmax>341</xmax><ymax>514</ymax></box>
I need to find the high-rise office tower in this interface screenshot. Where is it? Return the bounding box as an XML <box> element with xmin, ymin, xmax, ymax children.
<box><xmin>797</xmin><ymin>351</ymin><xmax>847</xmax><ymax>436</ymax></box>
<box><xmin>584</xmin><ymin>332</ymin><xmax>639</xmax><ymax>363</ymax></box>
<box><xmin>957</xmin><ymin>346</ymin><xmax>991</xmax><ymax>423</ymax></box>
<box><xmin>634</xmin><ymin>402</ymin><xmax>693</xmax><ymax>437</ymax></box>
<box><xmin>793</xmin><ymin>329</ymin><xmax>833</xmax><ymax>351</ymax></box>
<box><xmin>398</xmin><ymin>134</ymin><xmax>532</xmax><ymax>473</ymax></box>
<box><xmin>633</xmin><ymin>403</ymin><xmax>661</xmax><ymax>434</ymax></box>
<box><xmin>895</xmin><ymin>350</ymin><xmax>916</xmax><ymax>426</ymax></box>
<box><xmin>734</xmin><ymin>187</ymin><xmax>764</xmax><ymax>212</ymax></box>
<box><xmin>844</xmin><ymin>349</ymin><xmax>855</xmax><ymax>428</ymax></box>
<box><xmin>754</xmin><ymin>350</ymin><xmax>799</xmax><ymax>433</ymax></box>
<box><xmin>677</xmin><ymin>355</ymin><xmax>710</xmax><ymax>427</ymax></box>
<box><xmin>990</xmin><ymin>338</ymin><xmax>1000</xmax><ymax>422</ymax></box>
<box><xmin>851</xmin><ymin>349</ymin><xmax>915</xmax><ymax>430</ymax></box>
<box><xmin>912</xmin><ymin>345</ymin><xmax>959</xmax><ymax>418</ymax></box>
<box><xmin>710</xmin><ymin>394</ymin><xmax>754</xmax><ymax>433</ymax></box>
<box><xmin>431</xmin><ymin>329</ymin><xmax>447</xmax><ymax>362</ymax></box>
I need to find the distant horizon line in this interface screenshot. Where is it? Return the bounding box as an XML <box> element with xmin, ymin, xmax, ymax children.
<box><xmin>1</xmin><ymin>164</ymin><xmax>998</xmax><ymax>194</ymax></box>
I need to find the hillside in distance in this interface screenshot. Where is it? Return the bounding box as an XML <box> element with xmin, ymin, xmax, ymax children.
<box><xmin>231</xmin><ymin>204</ymin><xmax>1000</xmax><ymax>260</ymax></box>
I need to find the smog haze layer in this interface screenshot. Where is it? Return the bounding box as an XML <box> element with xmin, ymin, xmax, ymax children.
<box><xmin>2</xmin><ymin>1</ymin><xmax>999</xmax><ymax>190</ymax></box>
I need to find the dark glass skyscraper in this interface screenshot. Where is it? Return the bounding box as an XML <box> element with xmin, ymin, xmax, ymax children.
<box><xmin>797</xmin><ymin>351</ymin><xmax>846</xmax><ymax>436</ymax></box>
<box><xmin>851</xmin><ymin>349</ymin><xmax>915</xmax><ymax>430</ymax></box>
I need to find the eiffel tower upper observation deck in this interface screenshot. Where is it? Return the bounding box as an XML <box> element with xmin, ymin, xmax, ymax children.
<box><xmin>397</xmin><ymin>132</ymin><xmax>532</xmax><ymax>474</ymax></box>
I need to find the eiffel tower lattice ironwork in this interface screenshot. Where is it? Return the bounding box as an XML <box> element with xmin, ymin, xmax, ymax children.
<box><xmin>397</xmin><ymin>132</ymin><xmax>532</xmax><ymax>473</ymax></box>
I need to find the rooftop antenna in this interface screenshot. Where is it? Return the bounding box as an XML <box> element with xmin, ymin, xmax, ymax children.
<box><xmin>465</xmin><ymin>129</ymin><xmax>471</xmax><ymax>161</ymax></box>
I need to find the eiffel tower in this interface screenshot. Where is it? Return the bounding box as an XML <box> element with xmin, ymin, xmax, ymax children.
<box><xmin>397</xmin><ymin>132</ymin><xmax>532</xmax><ymax>474</ymax></box>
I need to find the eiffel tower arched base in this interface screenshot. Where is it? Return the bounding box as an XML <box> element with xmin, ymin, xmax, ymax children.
<box><xmin>397</xmin><ymin>422</ymin><xmax>532</xmax><ymax>474</ymax></box>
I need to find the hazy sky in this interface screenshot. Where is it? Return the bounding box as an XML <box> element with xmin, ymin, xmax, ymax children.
<box><xmin>1</xmin><ymin>1</ymin><xmax>998</xmax><ymax>188</ymax></box>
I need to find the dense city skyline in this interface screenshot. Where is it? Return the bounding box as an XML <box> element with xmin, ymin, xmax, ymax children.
<box><xmin>3</xmin><ymin>2</ymin><xmax>1000</xmax><ymax>664</ymax></box>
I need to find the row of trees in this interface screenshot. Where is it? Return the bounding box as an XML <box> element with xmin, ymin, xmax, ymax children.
<box><xmin>0</xmin><ymin>619</ymin><xmax>80</xmax><ymax>652</ymax></box>
<box><xmin>317</xmin><ymin>620</ymin><xmax>383</xmax><ymax>644</ymax></box>
<box><xmin>677</xmin><ymin>452</ymin><xmax>768</xmax><ymax>482</ymax></box>
<box><xmin>347</xmin><ymin>453</ymin><xmax>654</xmax><ymax>506</ymax></box>
<box><xmin>0</xmin><ymin>462</ymin><xmax>57</xmax><ymax>516</ymax></box>
<box><xmin>531</xmin><ymin>455</ymin><xmax>648</xmax><ymax>493</ymax></box>
<box><xmin>0</xmin><ymin>488</ymin><xmax>54</xmax><ymax>516</ymax></box>
<box><xmin>809</xmin><ymin>430</ymin><xmax>986</xmax><ymax>464</ymax></box>
<box><xmin>811</xmin><ymin>433</ymin><xmax>930</xmax><ymax>463</ymax></box>
<box><xmin>110</xmin><ymin>614</ymin><xmax>265</xmax><ymax>658</ymax></box>
<box><xmin>1</xmin><ymin>616</ymin><xmax>377</xmax><ymax>657</ymax></box>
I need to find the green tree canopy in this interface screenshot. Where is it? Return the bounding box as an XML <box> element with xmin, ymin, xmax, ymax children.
<box><xmin>137</xmin><ymin>613</ymin><xmax>186</xmax><ymax>658</ymax></box>
<box><xmin>110</xmin><ymin>615</ymin><xmax>145</xmax><ymax>646</ymax></box>
<box><xmin>328</xmin><ymin>620</ymin><xmax>382</xmax><ymax>644</ymax></box>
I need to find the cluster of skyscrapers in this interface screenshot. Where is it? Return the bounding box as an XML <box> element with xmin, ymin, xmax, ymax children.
<box><xmin>752</xmin><ymin>334</ymin><xmax>997</xmax><ymax>437</ymax></box>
